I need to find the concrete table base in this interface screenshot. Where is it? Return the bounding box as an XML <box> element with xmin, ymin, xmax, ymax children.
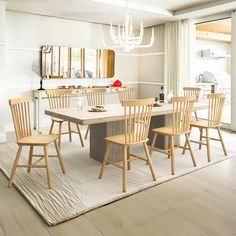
<box><xmin>90</xmin><ymin>115</ymin><xmax>165</xmax><ymax>163</ymax></box>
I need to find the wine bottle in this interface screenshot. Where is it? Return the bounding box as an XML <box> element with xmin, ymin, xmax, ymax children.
<box><xmin>159</xmin><ymin>86</ymin><xmax>165</xmax><ymax>102</ymax></box>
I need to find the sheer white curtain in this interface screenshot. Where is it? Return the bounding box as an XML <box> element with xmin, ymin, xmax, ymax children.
<box><xmin>164</xmin><ymin>19</ymin><xmax>195</xmax><ymax>95</ymax></box>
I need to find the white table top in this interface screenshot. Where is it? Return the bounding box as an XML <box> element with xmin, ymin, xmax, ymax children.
<box><xmin>45</xmin><ymin>102</ymin><xmax>208</xmax><ymax>126</ymax></box>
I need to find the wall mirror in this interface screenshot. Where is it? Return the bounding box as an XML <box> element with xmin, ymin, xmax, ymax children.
<box><xmin>41</xmin><ymin>45</ymin><xmax>115</xmax><ymax>79</ymax></box>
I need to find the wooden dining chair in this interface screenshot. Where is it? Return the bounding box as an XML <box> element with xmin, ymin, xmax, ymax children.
<box><xmin>116</xmin><ymin>87</ymin><xmax>134</xmax><ymax>102</ymax></box>
<box><xmin>84</xmin><ymin>88</ymin><xmax>106</xmax><ymax>139</ymax></box>
<box><xmin>182</xmin><ymin>93</ymin><xmax>227</xmax><ymax>162</ymax></box>
<box><xmin>183</xmin><ymin>87</ymin><xmax>201</xmax><ymax>121</ymax></box>
<box><xmin>8</xmin><ymin>96</ymin><xmax>65</xmax><ymax>188</ymax></box>
<box><xmin>150</xmin><ymin>96</ymin><xmax>197</xmax><ymax>175</ymax></box>
<box><xmin>47</xmin><ymin>89</ymin><xmax>84</xmax><ymax>148</ymax></box>
<box><xmin>99</xmin><ymin>98</ymin><xmax>156</xmax><ymax>192</ymax></box>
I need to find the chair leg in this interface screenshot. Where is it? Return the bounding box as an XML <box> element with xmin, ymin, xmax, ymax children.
<box><xmin>170</xmin><ymin>136</ymin><xmax>175</xmax><ymax>175</ymax></box>
<box><xmin>54</xmin><ymin>140</ymin><xmax>66</xmax><ymax>174</ymax></box>
<box><xmin>27</xmin><ymin>146</ymin><xmax>34</xmax><ymax>173</ymax></box>
<box><xmin>49</xmin><ymin>120</ymin><xmax>54</xmax><ymax>134</ymax></box>
<box><xmin>167</xmin><ymin>136</ymin><xmax>171</xmax><ymax>159</ymax></box>
<box><xmin>68</xmin><ymin>121</ymin><xmax>72</xmax><ymax>142</ymax></box>
<box><xmin>127</xmin><ymin>146</ymin><xmax>131</xmax><ymax>170</ymax></box>
<box><xmin>143</xmin><ymin>143</ymin><xmax>156</xmax><ymax>181</ymax></box>
<box><xmin>85</xmin><ymin>125</ymin><xmax>90</xmax><ymax>139</ymax></box>
<box><xmin>182</xmin><ymin>126</ymin><xmax>192</xmax><ymax>155</ymax></box>
<box><xmin>44</xmin><ymin>145</ymin><xmax>52</xmax><ymax>189</ymax></box>
<box><xmin>76</xmin><ymin>124</ymin><xmax>84</xmax><ymax>147</ymax></box>
<box><xmin>199</xmin><ymin>128</ymin><xmax>203</xmax><ymax>150</ymax></box>
<box><xmin>194</xmin><ymin>111</ymin><xmax>198</xmax><ymax>121</ymax></box>
<box><xmin>182</xmin><ymin>139</ymin><xmax>187</xmax><ymax>155</ymax></box>
<box><xmin>99</xmin><ymin>142</ymin><xmax>111</xmax><ymax>179</ymax></box>
<box><xmin>217</xmin><ymin>127</ymin><xmax>227</xmax><ymax>156</ymax></box>
<box><xmin>123</xmin><ymin>146</ymin><xmax>128</xmax><ymax>193</ymax></box>
<box><xmin>58</xmin><ymin>122</ymin><xmax>62</xmax><ymax>149</ymax></box>
<box><xmin>150</xmin><ymin>133</ymin><xmax>157</xmax><ymax>156</ymax></box>
<box><xmin>8</xmin><ymin>146</ymin><xmax>23</xmax><ymax>188</ymax></box>
<box><xmin>185</xmin><ymin>133</ymin><xmax>197</xmax><ymax>167</ymax></box>
<box><xmin>147</xmin><ymin>132</ymin><xmax>157</xmax><ymax>165</ymax></box>
<box><xmin>206</xmin><ymin>128</ymin><xmax>211</xmax><ymax>162</ymax></box>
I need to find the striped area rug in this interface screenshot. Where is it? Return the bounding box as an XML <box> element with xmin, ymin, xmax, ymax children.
<box><xmin>0</xmin><ymin>135</ymin><xmax>233</xmax><ymax>225</ymax></box>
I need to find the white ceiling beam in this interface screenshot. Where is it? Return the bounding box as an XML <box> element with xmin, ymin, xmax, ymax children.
<box><xmin>90</xmin><ymin>0</ymin><xmax>173</xmax><ymax>17</ymax></box>
<box><xmin>174</xmin><ymin>0</ymin><xmax>236</xmax><ymax>19</ymax></box>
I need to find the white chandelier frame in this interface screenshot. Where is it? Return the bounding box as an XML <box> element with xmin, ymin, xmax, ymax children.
<box><xmin>103</xmin><ymin>0</ymin><xmax>155</xmax><ymax>52</ymax></box>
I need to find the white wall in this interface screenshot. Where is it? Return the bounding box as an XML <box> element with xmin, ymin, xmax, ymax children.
<box><xmin>139</xmin><ymin>24</ymin><xmax>165</xmax><ymax>99</ymax></box>
<box><xmin>2</xmin><ymin>11</ymin><xmax>140</xmax><ymax>134</ymax></box>
<box><xmin>0</xmin><ymin>10</ymin><xmax>165</xmax><ymax>139</ymax></box>
<box><xmin>0</xmin><ymin>1</ymin><xmax>6</xmax><ymax>142</ymax></box>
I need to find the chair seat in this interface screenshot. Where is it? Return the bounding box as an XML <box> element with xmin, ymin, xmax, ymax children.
<box><xmin>190</xmin><ymin>121</ymin><xmax>218</xmax><ymax>128</ymax></box>
<box><xmin>105</xmin><ymin>134</ymin><xmax>148</xmax><ymax>145</ymax></box>
<box><xmin>17</xmin><ymin>134</ymin><xmax>58</xmax><ymax>145</ymax></box>
<box><xmin>52</xmin><ymin>117</ymin><xmax>65</xmax><ymax>123</ymax></box>
<box><xmin>152</xmin><ymin>127</ymin><xmax>189</xmax><ymax>136</ymax></box>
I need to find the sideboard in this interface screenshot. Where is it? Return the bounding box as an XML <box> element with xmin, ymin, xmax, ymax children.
<box><xmin>33</xmin><ymin>87</ymin><xmax>122</xmax><ymax>133</ymax></box>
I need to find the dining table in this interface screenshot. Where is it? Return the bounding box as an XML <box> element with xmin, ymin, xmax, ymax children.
<box><xmin>45</xmin><ymin>102</ymin><xmax>208</xmax><ymax>163</ymax></box>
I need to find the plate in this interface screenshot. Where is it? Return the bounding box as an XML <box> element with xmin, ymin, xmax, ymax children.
<box><xmin>153</xmin><ymin>103</ymin><xmax>162</xmax><ymax>107</ymax></box>
<box><xmin>88</xmin><ymin>108</ymin><xmax>107</xmax><ymax>112</ymax></box>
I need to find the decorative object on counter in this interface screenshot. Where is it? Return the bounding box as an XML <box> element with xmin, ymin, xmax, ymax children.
<box><xmin>198</xmin><ymin>74</ymin><xmax>204</xmax><ymax>83</ymax></box>
<box><xmin>31</xmin><ymin>59</ymin><xmax>44</xmax><ymax>91</ymax></box>
<box><xmin>38</xmin><ymin>78</ymin><xmax>45</xmax><ymax>90</ymax></box>
<box><xmin>76</xmin><ymin>96</ymin><xmax>83</xmax><ymax>110</ymax></box>
<box><xmin>159</xmin><ymin>86</ymin><xmax>165</xmax><ymax>102</ymax></box>
<box><xmin>103</xmin><ymin>0</ymin><xmax>155</xmax><ymax>52</ymax></box>
<box><xmin>153</xmin><ymin>97</ymin><xmax>161</xmax><ymax>107</ymax></box>
<box><xmin>113</xmin><ymin>79</ymin><xmax>122</xmax><ymax>87</ymax></box>
<box><xmin>166</xmin><ymin>90</ymin><xmax>173</xmax><ymax>103</ymax></box>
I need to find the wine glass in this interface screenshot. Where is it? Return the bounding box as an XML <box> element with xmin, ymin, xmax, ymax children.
<box><xmin>153</xmin><ymin>97</ymin><xmax>159</xmax><ymax>107</ymax></box>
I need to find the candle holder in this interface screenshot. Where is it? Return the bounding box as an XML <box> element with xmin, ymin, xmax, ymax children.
<box><xmin>38</xmin><ymin>78</ymin><xmax>45</xmax><ymax>90</ymax></box>
<box><xmin>153</xmin><ymin>97</ymin><xmax>161</xmax><ymax>107</ymax></box>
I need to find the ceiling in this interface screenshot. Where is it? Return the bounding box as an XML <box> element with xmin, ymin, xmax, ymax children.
<box><xmin>5</xmin><ymin>0</ymin><xmax>236</xmax><ymax>27</ymax></box>
<box><xmin>196</xmin><ymin>18</ymin><xmax>231</xmax><ymax>34</ymax></box>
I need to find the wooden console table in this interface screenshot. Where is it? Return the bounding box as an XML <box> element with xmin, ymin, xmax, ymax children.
<box><xmin>33</xmin><ymin>87</ymin><xmax>120</xmax><ymax>133</ymax></box>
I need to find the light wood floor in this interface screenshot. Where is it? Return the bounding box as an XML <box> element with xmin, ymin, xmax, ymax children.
<box><xmin>1</xmin><ymin>130</ymin><xmax>236</xmax><ymax>236</ymax></box>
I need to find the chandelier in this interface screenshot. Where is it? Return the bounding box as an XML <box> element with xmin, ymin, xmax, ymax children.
<box><xmin>103</xmin><ymin>0</ymin><xmax>155</xmax><ymax>52</ymax></box>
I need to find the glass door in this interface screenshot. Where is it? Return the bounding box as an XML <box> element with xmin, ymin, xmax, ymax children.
<box><xmin>194</xmin><ymin>18</ymin><xmax>231</xmax><ymax>126</ymax></box>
